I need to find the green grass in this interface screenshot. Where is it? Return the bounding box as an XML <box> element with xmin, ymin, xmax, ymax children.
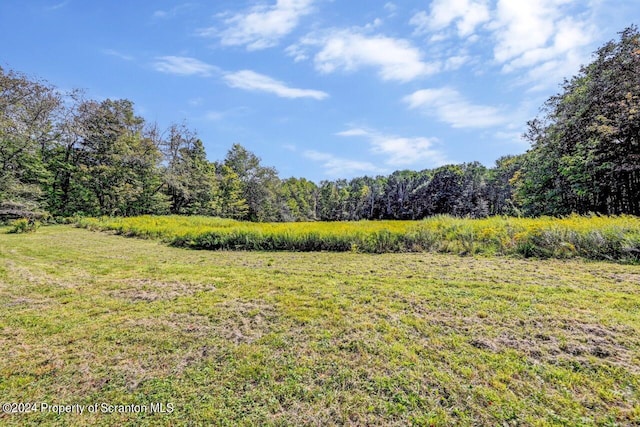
<box><xmin>75</xmin><ymin>214</ymin><xmax>640</xmax><ymax>262</ymax></box>
<box><xmin>1</xmin><ymin>225</ymin><xmax>639</xmax><ymax>425</ymax></box>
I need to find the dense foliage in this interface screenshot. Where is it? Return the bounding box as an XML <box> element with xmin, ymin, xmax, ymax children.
<box><xmin>516</xmin><ymin>26</ymin><xmax>640</xmax><ymax>216</ymax></box>
<box><xmin>77</xmin><ymin>214</ymin><xmax>640</xmax><ymax>262</ymax></box>
<box><xmin>1</xmin><ymin>27</ymin><xmax>639</xmax><ymax>222</ymax></box>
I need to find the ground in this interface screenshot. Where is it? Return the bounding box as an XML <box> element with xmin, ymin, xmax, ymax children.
<box><xmin>0</xmin><ymin>225</ymin><xmax>639</xmax><ymax>425</ymax></box>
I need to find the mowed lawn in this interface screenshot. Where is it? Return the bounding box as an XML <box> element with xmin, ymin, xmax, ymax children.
<box><xmin>0</xmin><ymin>226</ymin><xmax>639</xmax><ymax>426</ymax></box>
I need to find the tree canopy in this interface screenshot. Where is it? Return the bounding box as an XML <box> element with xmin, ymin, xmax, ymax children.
<box><xmin>1</xmin><ymin>26</ymin><xmax>639</xmax><ymax>222</ymax></box>
<box><xmin>516</xmin><ymin>25</ymin><xmax>640</xmax><ymax>216</ymax></box>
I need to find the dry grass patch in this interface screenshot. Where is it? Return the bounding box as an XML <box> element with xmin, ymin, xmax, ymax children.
<box><xmin>214</xmin><ymin>300</ymin><xmax>279</xmax><ymax>344</ymax></box>
<box><xmin>110</xmin><ymin>279</ymin><xmax>216</xmax><ymax>302</ymax></box>
<box><xmin>471</xmin><ymin>318</ymin><xmax>639</xmax><ymax>373</ymax></box>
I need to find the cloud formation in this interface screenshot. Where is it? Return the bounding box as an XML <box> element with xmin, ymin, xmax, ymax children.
<box><xmin>490</xmin><ymin>0</ymin><xmax>594</xmax><ymax>89</ymax></box>
<box><xmin>303</xmin><ymin>150</ymin><xmax>382</xmax><ymax>177</ymax></box>
<box><xmin>103</xmin><ymin>49</ymin><xmax>134</xmax><ymax>61</ymax></box>
<box><xmin>292</xmin><ymin>29</ymin><xmax>439</xmax><ymax>82</ymax></box>
<box><xmin>410</xmin><ymin>0</ymin><xmax>490</xmax><ymax>37</ymax></box>
<box><xmin>403</xmin><ymin>87</ymin><xmax>506</xmax><ymax>128</ymax></box>
<box><xmin>337</xmin><ymin>128</ymin><xmax>448</xmax><ymax>167</ymax></box>
<box><xmin>201</xmin><ymin>0</ymin><xmax>315</xmax><ymax>50</ymax></box>
<box><xmin>152</xmin><ymin>3</ymin><xmax>194</xmax><ymax>19</ymax></box>
<box><xmin>153</xmin><ymin>56</ymin><xmax>219</xmax><ymax>77</ymax></box>
<box><xmin>223</xmin><ymin>70</ymin><xmax>328</xmax><ymax>99</ymax></box>
<box><xmin>153</xmin><ymin>56</ymin><xmax>326</xmax><ymax>100</ymax></box>
<box><xmin>409</xmin><ymin>0</ymin><xmax>595</xmax><ymax>90</ymax></box>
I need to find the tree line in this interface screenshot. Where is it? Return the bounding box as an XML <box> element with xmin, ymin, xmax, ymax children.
<box><xmin>1</xmin><ymin>26</ymin><xmax>638</xmax><ymax>222</ymax></box>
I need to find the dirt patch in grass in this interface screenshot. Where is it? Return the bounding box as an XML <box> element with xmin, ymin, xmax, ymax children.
<box><xmin>84</xmin><ymin>313</ymin><xmax>220</xmax><ymax>389</ymax></box>
<box><xmin>398</xmin><ymin>303</ymin><xmax>640</xmax><ymax>373</ymax></box>
<box><xmin>606</xmin><ymin>272</ymin><xmax>640</xmax><ymax>284</ymax></box>
<box><xmin>109</xmin><ymin>279</ymin><xmax>216</xmax><ymax>302</ymax></box>
<box><xmin>2</xmin><ymin>296</ymin><xmax>51</xmax><ymax>307</ymax></box>
<box><xmin>214</xmin><ymin>300</ymin><xmax>279</xmax><ymax>344</ymax></box>
<box><xmin>123</xmin><ymin>313</ymin><xmax>215</xmax><ymax>337</ymax></box>
<box><xmin>472</xmin><ymin>319</ymin><xmax>640</xmax><ymax>373</ymax></box>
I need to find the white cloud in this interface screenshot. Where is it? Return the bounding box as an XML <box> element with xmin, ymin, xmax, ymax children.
<box><xmin>404</xmin><ymin>87</ymin><xmax>506</xmax><ymax>128</ymax></box>
<box><xmin>337</xmin><ymin>129</ymin><xmax>369</xmax><ymax>138</ymax></box>
<box><xmin>103</xmin><ymin>49</ymin><xmax>134</xmax><ymax>61</ymax></box>
<box><xmin>489</xmin><ymin>0</ymin><xmax>594</xmax><ymax>89</ymax></box>
<box><xmin>152</xmin><ymin>57</ymin><xmax>326</xmax><ymax>100</ymax></box>
<box><xmin>384</xmin><ymin>2</ymin><xmax>397</xmax><ymax>14</ymax></box>
<box><xmin>410</xmin><ymin>0</ymin><xmax>490</xmax><ymax>37</ymax></box>
<box><xmin>336</xmin><ymin>128</ymin><xmax>448</xmax><ymax>167</ymax></box>
<box><xmin>444</xmin><ymin>55</ymin><xmax>471</xmax><ymax>70</ymax></box>
<box><xmin>303</xmin><ymin>150</ymin><xmax>382</xmax><ymax>177</ymax></box>
<box><xmin>294</xmin><ymin>29</ymin><xmax>439</xmax><ymax>82</ymax></box>
<box><xmin>45</xmin><ymin>1</ymin><xmax>69</xmax><ymax>11</ymax></box>
<box><xmin>152</xmin><ymin>4</ymin><xmax>194</xmax><ymax>19</ymax></box>
<box><xmin>223</xmin><ymin>70</ymin><xmax>328</xmax><ymax>100</ymax></box>
<box><xmin>408</xmin><ymin>0</ymin><xmax>596</xmax><ymax>91</ymax></box>
<box><xmin>201</xmin><ymin>0</ymin><xmax>315</xmax><ymax>50</ymax></box>
<box><xmin>153</xmin><ymin>56</ymin><xmax>219</xmax><ymax>77</ymax></box>
<box><xmin>491</xmin><ymin>0</ymin><xmax>561</xmax><ymax>63</ymax></box>
<box><xmin>285</xmin><ymin>44</ymin><xmax>309</xmax><ymax>62</ymax></box>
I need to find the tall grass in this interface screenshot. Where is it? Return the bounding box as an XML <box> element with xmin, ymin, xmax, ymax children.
<box><xmin>75</xmin><ymin>214</ymin><xmax>640</xmax><ymax>262</ymax></box>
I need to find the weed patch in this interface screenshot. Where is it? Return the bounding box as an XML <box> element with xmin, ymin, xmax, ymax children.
<box><xmin>76</xmin><ymin>214</ymin><xmax>640</xmax><ymax>262</ymax></box>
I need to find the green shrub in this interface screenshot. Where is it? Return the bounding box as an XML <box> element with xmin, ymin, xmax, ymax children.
<box><xmin>8</xmin><ymin>218</ymin><xmax>39</xmax><ymax>234</ymax></box>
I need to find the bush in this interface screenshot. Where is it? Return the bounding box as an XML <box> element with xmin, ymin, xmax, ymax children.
<box><xmin>8</xmin><ymin>218</ymin><xmax>39</xmax><ymax>234</ymax></box>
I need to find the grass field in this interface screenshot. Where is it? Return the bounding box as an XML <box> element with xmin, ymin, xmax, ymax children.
<box><xmin>1</xmin><ymin>225</ymin><xmax>639</xmax><ymax>425</ymax></box>
<box><xmin>75</xmin><ymin>215</ymin><xmax>640</xmax><ymax>262</ymax></box>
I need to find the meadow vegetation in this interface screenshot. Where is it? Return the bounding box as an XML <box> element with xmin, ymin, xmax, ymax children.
<box><xmin>0</xmin><ymin>225</ymin><xmax>639</xmax><ymax>425</ymax></box>
<box><xmin>76</xmin><ymin>214</ymin><xmax>640</xmax><ymax>262</ymax></box>
<box><xmin>2</xmin><ymin>18</ymin><xmax>639</xmax><ymax>427</ymax></box>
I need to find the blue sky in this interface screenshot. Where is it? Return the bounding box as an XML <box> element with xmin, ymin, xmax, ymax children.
<box><xmin>2</xmin><ymin>1</ymin><xmax>638</xmax><ymax>182</ymax></box>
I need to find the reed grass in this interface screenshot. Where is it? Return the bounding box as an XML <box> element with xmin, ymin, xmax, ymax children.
<box><xmin>74</xmin><ymin>214</ymin><xmax>640</xmax><ymax>262</ymax></box>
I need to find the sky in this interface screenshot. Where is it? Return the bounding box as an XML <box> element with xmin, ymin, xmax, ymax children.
<box><xmin>1</xmin><ymin>0</ymin><xmax>639</xmax><ymax>182</ymax></box>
